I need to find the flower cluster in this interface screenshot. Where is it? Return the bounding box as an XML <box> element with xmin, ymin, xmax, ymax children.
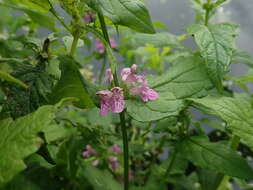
<box><xmin>95</xmin><ymin>38</ymin><xmax>117</xmax><ymax>54</ymax></box>
<box><xmin>82</xmin><ymin>144</ymin><xmax>122</xmax><ymax>171</ymax></box>
<box><xmin>96</xmin><ymin>64</ymin><xmax>158</xmax><ymax>116</ymax></box>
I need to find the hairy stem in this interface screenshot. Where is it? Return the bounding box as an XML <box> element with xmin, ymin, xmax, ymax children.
<box><xmin>69</xmin><ymin>30</ymin><xmax>80</xmax><ymax>57</ymax></box>
<box><xmin>46</xmin><ymin>0</ymin><xmax>71</xmax><ymax>32</ymax></box>
<box><xmin>98</xmin><ymin>56</ymin><xmax>107</xmax><ymax>85</ymax></box>
<box><xmin>120</xmin><ymin>111</ymin><xmax>129</xmax><ymax>190</ymax></box>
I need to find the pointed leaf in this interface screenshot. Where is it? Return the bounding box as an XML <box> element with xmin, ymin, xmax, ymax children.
<box><xmin>190</xmin><ymin>96</ymin><xmax>253</xmax><ymax>151</ymax></box>
<box><xmin>148</xmin><ymin>56</ymin><xmax>213</xmax><ymax>99</ymax></box>
<box><xmin>188</xmin><ymin>23</ymin><xmax>238</xmax><ymax>91</ymax></box>
<box><xmin>87</xmin><ymin>0</ymin><xmax>155</xmax><ymax>33</ymax></box>
<box><xmin>49</xmin><ymin>56</ymin><xmax>95</xmax><ymax>108</ymax></box>
<box><xmin>178</xmin><ymin>136</ymin><xmax>253</xmax><ymax>179</ymax></box>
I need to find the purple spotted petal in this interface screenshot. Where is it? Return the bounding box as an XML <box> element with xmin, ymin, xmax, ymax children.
<box><xmin>111</xmin><ymin>87</ymin><xmax>125</xmax><ymax>113</ymax></box>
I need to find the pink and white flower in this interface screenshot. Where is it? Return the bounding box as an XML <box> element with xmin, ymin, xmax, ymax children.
<box><xmin>130</xmin><ymin>81</ymin><xmax>158</xmax><ymax>102</ymax></box>
<box><xmin>95</xmin><ymin>38</ymin><xmax>117</xmax><ymax>54</ymax></box>
<box><xmin>109</xmin><ymin>156</ymin><xmax>119</xmax><ymax>171</ymax></box>
<box><xmin>82</xmin><ymin>145</ymin><xmax>97</xmax><ymax>158</ymax></box>
<box><xmin>110</xmin><ymin>144</ymin><xmax>122</xmax><ymax>154</ymax></box>
<box><xmin>96</xmin><ymin>87</ymin><xmax>125</xmax><ymax>116</ymax></box>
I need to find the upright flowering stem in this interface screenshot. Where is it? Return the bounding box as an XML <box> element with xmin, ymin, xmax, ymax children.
<box><xmin>85</xmin><ymin>23</ymin><xmax>129</xmax><ymax>189</ymax></box>
<box><xmin>119</xmin><ymin>111</ymin><xmax>129</xmax><ymax>190</ymax></box>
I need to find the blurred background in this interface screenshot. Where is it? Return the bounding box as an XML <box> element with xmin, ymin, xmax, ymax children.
<box><xmin>145</xmin><ymin>0</ymin><xmax>253</xmax><ymax>91</ymax></box>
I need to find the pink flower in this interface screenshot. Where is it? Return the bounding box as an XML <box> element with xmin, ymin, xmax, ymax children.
<box><xmin>95</xmin><ymin>38</ymin><xmax>117</xmax><ymax>54</ymax></box>
<box><xmin>82</xmin><ymin>145</ymin><xmax>97</xmax><ymax>158</ymax></box>
<box><xmin>105</xmin><ymin>68</ymin><xmax>114</xmax><ymax>84</ymax></box>
<box><xmin>109</xmin><ymin>156</ymin><xmax>119</xmax><ymax>171</ymax></box>
<box><xmin>95</xmin><ymin>39</ymin><xmax>105</xmax><ymax>54</ymax></box>
<box><xmin>96</xmin><ymin>87</ymin><xmax>125</xmax><ymax>116</ymax></box>
<box><xmin>130</xmin><ymin>81</ymin><xmax>158</xmax><ymax>102</ymax></box>
<box><xmin>111</xmin><ymin>87</ymin><xmax>125</xmax><ymax>113</ymax></box>
<box><xmin>121</xmin><ymin>64</ymin><xmax>145</xmax><ymax>85</ymax></box>
<box><xmin>84</xmin><ymin>12</ymin><xmax>96</xmax><ymax>24</ymax></box>
<box><xmin>96</xmin><ymin>90</ymin><xmax>113</xmax><ymax>116</ymax></box>
<box><xmin>110</xmin><ymin>144</ymin><xmax>122</xmax><ymax>154</ymax></box>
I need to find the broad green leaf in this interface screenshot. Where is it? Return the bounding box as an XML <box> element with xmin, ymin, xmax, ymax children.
<box><xmin>49</xmin><ymin>56</ymin><xmax>95</xmax><ymax>108</ymax></box>
<box><xmin>0</xmin><ymin>71</ymin><xmax>28</xmax><ymax>88</ymax></box>
<box><xmin>6</xmin><ymin>0</ymin><xmax>51</xmax><ymax>11</ymax></box>
<box><xmin>87</xmin><ymin>0</ymin><xmax>155</xmax><ymax>33</ymax></box>
<box><xmin>188</xmin><ymin>23</ymin><xmax>238</xmax><ymax>91</ymax></box>
<box><xmin>0</xmin><ymin>106</ymin><xmax>55</xmax><ymax>187</ymax></box>
<box><xmin>3</xmin><ymin>154</ymin><xmax>58</xmax><ymax>190</ymax></box>
<box><xmin>79</xmin><ymin>164</ymin><xmax>123</xmax><ymax>190</ymax></box>
<box><xmin>232</xmin><ymin>50</ymin><xmax>253</xmax><ymax>68</ymax></box>
<box><xmin>178</xmin><ymin>136</ymin><xmax>253</xmax><ymax>179</ymax></box>
<box><xmin>190</xmin><ymin>96</ymin><xmax>253</xmax><ymax>151</ymax></box>
<box><xmin>131</xmin><ymin>32</ymin><xmax>181</xmax><ymax>48</ymax></box>
<box><xmin>148</xmin><ymin>56</ymin><xmax>212</xmax><ymax>99</ymax></box>
<box><xmin>126</xmin><ymin>92</ymin><xmax>184</xmax><ymax>122</ymax></box>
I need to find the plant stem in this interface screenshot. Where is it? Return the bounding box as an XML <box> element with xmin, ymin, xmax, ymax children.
<box><xmin>83</xmin><ymin>25</ymin><xmax>129</xmax><ymax>190</ymax></box>
<box><xmin>204</xmin><ymin>0</ymin><xmax>212</xmax><ymax>26</ymax></box>
<box><xmin>70</xmin><ymin>30</ymin><xmax>80</xmax><ymax>57</ymax></box>
<box><xmin>120</xmin><ymin>111</ymin><xmax>129</xmax><ymax>190</ymax></box>
<box><xmin>99</xmin><ymin>56</ymin><xmax>107</xmax><ymax>85</ymax></box>
<box><xmin>165</xmin><ymin>148</ymin><xmax>177</xmax><ymax>176</ymax></box>
<box><xmin>46</xmin><ymin>0</ymin><xmax>71</xmax><ymax>33</ymax></box>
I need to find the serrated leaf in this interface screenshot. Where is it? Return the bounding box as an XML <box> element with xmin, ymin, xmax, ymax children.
<box><xmin>190</xmin><ymin>96</ymin><xmax>253</xmax><ymax>151</ymax></box>
<box><xmin>49</xmin><ymin>56</ymin><xmax>95</xmax><ymax>108</ymax></box>
<box><xmin>87</xmin><ymin>0</ymin><xmax>155</xmax><ymax>33</ymax></box>
<box><xmin>126</xmin><ymin>92</ymin><xmax>184</xmax><ymax>122</ymax></box>
<box><xmin>178</xmin><ymin>136</ymin><xmax>253</xmax><ymax>179</ymax></box>
<box><xmin>148</xmin><ymin>56</ymin><xmax>212</xmax><ymax>99</ymax></box>
<box><xmin>188</xmin><ymin>23</ymin><xmax>238</xmax><ymax>91</ymax></box>
<box><xmin>0</xmin><ymin>106</ymin><xmax>55</xmax><ymax>187</ymax></box>
<box><xmin>0</xmin><ymin>71</ymin><xmax>28</xmax><ymax>88</ymax></box>
<box><xmin>131</xmin><ymin>32</ymin><xmax>181</xmax><ymax>48</ymax></box>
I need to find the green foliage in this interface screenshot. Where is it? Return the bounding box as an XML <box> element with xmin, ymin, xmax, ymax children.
<box><xmin>0</xmin><ymin>0</ymin><xmax>253</xmax><ymax>189</ymax></box>
<box><xmin>190</xmin><ymin>97</ymin><xmax>253</xmax><ymax>151</ymax></box>
<box><xmin>87</xmin><ymin>0</ymin><xmax>155</xmax><ymax>33</ymax></box>
<box><xmin>49</xmin><ymin>56</ymin><xmax>95</xmax><ymax>108</ymax></box>
<box><xmin>0</xmin><ymin>71</ymin><xmax>28</xmax><ymax>88</ymax></box>
<box><xmin>178</xmin><ymin>136</ymin><xmax>253</xmax><ymax>179</ymax></box>
<box><xmin>148</xmin><ymin>56</ymin><xmax>212</xmax><ymax>98</ymax></box>
<box><xmin>188</xmin><ymin>23</ymin><xmax>238</xmax><ymax>91</ymax></box>
<box><xmin>0</xmin><ymin>106</ymin><xmax>55</xmax><ymax>187</ymax></box>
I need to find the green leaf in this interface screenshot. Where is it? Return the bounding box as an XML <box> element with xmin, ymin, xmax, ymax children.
<box><xmin>190</xmin><ymin>96</ymin><xmax>253</xmax><ymax>151</ymax></box>
<box><xmin>7</xmin><ymin>0</ymin><xmax>51</xmax><ymax>11</ymax></box>
<box><xmin>178</xmin><ymin>136</ymin><xmax>253</xmax><ymax>179</ymax></box>
<box><xmin>0</xmin><ymin>106</ymin><xmax>55</xmax><ymax>187</ymax></box>
<box><xmin>126</xmin><ymin>92</ymin><xmax>184</xmax><ymax>122</ymax></box>
<box><xmin>0</xmin><ymin>71</ymin><xmax>28</xmax><ymax>88</ymax></box>
<box><xmin>131</xmin><ymin>32</ymin><xmax>181</xmax><ymax>48</ymax></box>
<box><xmin>49</xmin><ymin>56</ymin><xmax>95</xmax><ymax>108</ymax></box>
<box><xmin>188</xmin><ymin>23</ymin><xmax>238</xmax><ymax>91</ymax></box>
<box><xmin>87</xmin><ymin>0</ymin><xmax>155</xmax><ymax>33</ymax></box>
<box><xmin>79</xmin><ymin>164</ymin><xmax>123</xmax><ymax>190</ymax></box>
<box><xmin>148</xmin><ymin>56</ymin><xmax>212</xmax><ymax>99</ymax></box>
<box><xmin>232</xmin><ymin>50</ymin><xmax>253</xmax><ymax>68</ymax></box>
